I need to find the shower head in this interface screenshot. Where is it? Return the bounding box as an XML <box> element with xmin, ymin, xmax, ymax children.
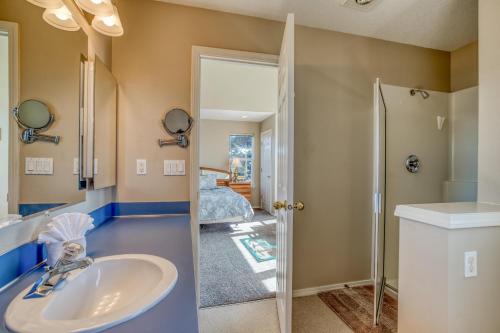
<box><xmin>410</xmin><ymin>89</ymin><xmax>430</xmax><ymax>99</ymax></box>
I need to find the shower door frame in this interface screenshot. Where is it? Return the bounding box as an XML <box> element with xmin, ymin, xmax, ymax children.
<box><xmin>372</xmin><ymin>78</ymin><xmax>387</xmax><ymax>326</ymax></box>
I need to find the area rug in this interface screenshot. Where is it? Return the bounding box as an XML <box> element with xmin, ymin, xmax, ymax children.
<box><xmin>318</xmin><ymin>285</ymin><xmax>398</xmax><ymax>333</ymax></box>
<box><xmin>200</xmin><ymin>210</ymin><xmax>277</xmax><ymax>308</ymax></box>
<box><xmin>240</xmin><ymin>237</ymin><xmax>276</xmax><ymax>262</ymax></box>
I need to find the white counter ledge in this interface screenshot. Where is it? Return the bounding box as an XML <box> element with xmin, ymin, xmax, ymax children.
<box><xmin>394</xmin><ymin>202</ymin><xmax>500</xmax><ymax>229</ymax></box>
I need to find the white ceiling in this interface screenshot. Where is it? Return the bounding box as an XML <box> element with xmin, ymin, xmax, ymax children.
<box><xmin>157</xmin><ymin>0</ymin><xmax>477</xmax><ymax>51</ymax></box>
<box><xmin>200</xmin><ymin>58</ymin><xmax>277</xmax><ymax>122</ymax></box>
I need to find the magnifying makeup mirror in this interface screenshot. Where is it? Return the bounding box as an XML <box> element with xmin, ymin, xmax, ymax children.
<box><xmin>13</xmin><ymin>100</ymin><xmax>60</xmax><ymax>144</ymax></box>
<box><xmin>159</xmin><ymin>108</ymin><xmax>193</xmax><ymax>148</ymax></box>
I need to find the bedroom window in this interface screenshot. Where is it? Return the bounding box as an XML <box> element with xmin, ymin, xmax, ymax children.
<box><xmin>229</xmin><ymin>135</ymin><xmax>254</xmax><ymax>182</ymax></box>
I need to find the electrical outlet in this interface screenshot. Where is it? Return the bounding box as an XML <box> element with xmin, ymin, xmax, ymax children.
<box><xmin>464</xmin><ymin>251</ymin><xmax>477</xmax><ymax>278</ymax></box>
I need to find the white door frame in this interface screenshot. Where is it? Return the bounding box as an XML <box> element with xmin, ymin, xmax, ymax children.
<box><xmin>190</xmin><ymin>46</ymin><xmax>278</xmax><ymax>311</ymax></box>
<box><xmin>0</xmin><ymin>21</ymin><xmax>20</xmax><ymax>216</ymax></box>
<box><xmin>260</xmin><ymin>128</ymin><xmax>274</xmax><ymax>213</ymax></box>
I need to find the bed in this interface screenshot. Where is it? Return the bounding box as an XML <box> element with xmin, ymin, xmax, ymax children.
<box><xmin>199</xmin><ymin>167</ymin><xmax>254</xmax><ymax>224</ymax></box>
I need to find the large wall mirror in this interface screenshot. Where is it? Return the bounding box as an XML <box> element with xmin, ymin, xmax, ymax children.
<box><xmin>0</xmin><ymin>0</ymin><xmax>87</xmax><ymax>220</ymax></box>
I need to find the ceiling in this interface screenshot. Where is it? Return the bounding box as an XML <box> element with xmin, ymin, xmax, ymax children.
<box><xmin>156</xmin><ymin>0</ymin><xmax>477</xmax><ymax>51</ymax></box>
<box><xmin>200</xmin><ymin>58</ymin><xmax>277</xmax><ymax>122</ymax></box>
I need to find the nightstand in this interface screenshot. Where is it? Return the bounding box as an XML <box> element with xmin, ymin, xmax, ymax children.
<box><xmin>229</xmin><ymin>182</ymin><xmax>252</xmax><ymax>201</ymax></box>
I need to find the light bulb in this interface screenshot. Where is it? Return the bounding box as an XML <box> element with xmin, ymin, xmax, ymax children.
<box><xmin>90</xmin><ymin>0</ymin><xmax>103</xmax><ymax>4</ymax></box>
<box><xmin>54</xmin><ymin>6</ymin><xmax>72</xmax><ymax>21</ymax></box>
<box><xmin>102</xmin><ymin>15</ymin><xmax>116</xmax><ymax>27</ymax></box>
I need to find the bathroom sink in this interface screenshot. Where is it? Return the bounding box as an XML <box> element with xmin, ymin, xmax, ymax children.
<box><xmin>5</xmin><ymin>254</ymin><xmax>178</xmax><ymax>333</ymax></box>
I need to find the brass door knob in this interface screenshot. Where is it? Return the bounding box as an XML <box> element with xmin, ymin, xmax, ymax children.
<box><xmin>273</xmin><ymin>200</ymin><xmax>305</xmax><ymax>211</ymax></box>
<box><xmin>293</xmin><ymin>201</ymin><xmax>305</xmax><ymax>211</ymax></box>
<box><xmin>273</xmin><ymin>201</ymin><xmax>287</xmax><ymax>210</ymax></box>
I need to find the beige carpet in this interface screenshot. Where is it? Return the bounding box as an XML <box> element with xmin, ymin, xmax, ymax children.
<box><xmin>199</xmin><ymin>296</ymin><xmax>354</xmax><ymax>333</ymax></box>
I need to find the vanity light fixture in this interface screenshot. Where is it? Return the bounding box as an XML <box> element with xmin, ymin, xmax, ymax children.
<box><xmin>91</xmin><ymin>5</ymin><xmax>124</xmax><ymax>37</ymax></box>
<box><xmin>75</xmin><ymin>0</ymin><xmax>113</xmax><ymax>16</ymax></box>
<box><xmin>42</xmin><ymin>5</ymin><xmax>81</xmax><ymax>31</ymax></box>
<box><xmin>26</xmin><ymin>0</ymin><xmax>63</xmax><ymax>9</ymax></box>
<box><xmin>25</xmin><ymin>0</ymin><xmax>123</xmax><ymax>36</ymax></box>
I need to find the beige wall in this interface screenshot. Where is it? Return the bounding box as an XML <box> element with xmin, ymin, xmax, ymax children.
<box><xmin>0</xmin><ymin>0</ymin><xmax>87</xmax><ymax>205</ymax></box>
<box><xmin>293</xmin><ymin>25</ymin><xmax>449</xmax><ymax>289</ymax></box>
<box><xmin>113</xmin><ymin>0</ymin><xmax>451</xmax><ymax>289</ymax></box>
<box><xmin>478</xmin><ymin>0</ymin><xmax>500</xmax><ymax>204</ymax></box>
<box><xmin>112</xmin><ymin>0</ymin><xmax>283</xmax><ymax>203</ymax></box>
<box><xmin>200</xmin><ymin>119</ymin><xmax>260</xmax><ymax>206</ymax></box>
<box><xmin>451</xmin><ymin>42</ymin><xmax>478</xmax><ymax>92</ymax></box>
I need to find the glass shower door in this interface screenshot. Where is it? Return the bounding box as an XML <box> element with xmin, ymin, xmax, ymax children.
<box><xmin>372</xmin><ymin>78</ymin><xmax>386</xmax><ymax>326</ymax></box>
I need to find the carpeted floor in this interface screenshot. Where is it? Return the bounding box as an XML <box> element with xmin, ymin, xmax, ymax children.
<box><xmin>200</xmin><ymin>210</ymin><xmax>277</xmax><ymax>308</ymax></box>
<box><xmin>318</xmin><ymin>286</ymin><xmax>398</xmax><ymax>333</ymax></box>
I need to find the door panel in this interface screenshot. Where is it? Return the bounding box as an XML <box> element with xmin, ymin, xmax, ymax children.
<box><xmin>260</xmin><ymin>131</ymin><xmax>272</xmax><ymax>212</ymax></box>
<box><xmin>276</xmin><ymin>13</ymin><xmax>294</xmax><ymax>333</ymax></box>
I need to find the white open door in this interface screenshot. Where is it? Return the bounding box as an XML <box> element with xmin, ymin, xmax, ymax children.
<box><xmin>275</xmin><ymin>13</ymin><xmax>296</xmax><ymax>333</ymax></box>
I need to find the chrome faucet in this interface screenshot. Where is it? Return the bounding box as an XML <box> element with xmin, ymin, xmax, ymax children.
<box><xmin>24</xmin><ymin>242</ymin><xmax>93</xmax><ymax>299</ymax></box>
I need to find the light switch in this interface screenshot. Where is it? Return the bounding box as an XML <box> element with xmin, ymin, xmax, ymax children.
<box><xmin>163</xmin><ymin>160</ymin><xmax>172</xmax><ymax>176</ymax></box>
<box><xmin>73</xmin><ymin>158</ymin><xmax>79</xmax><ymax>175</ymax></box>
<box><xmin>177</xmin><ymin>160</ymin><xmax>185</xmax><ymax>175</ymax></box>
<box><xmin>94</xmin><ymin>158</ymin><xmax>98</xmax><ymax>175</ymax></box>
<box><xmin>26</xmin><ymin>158</ymin><xmax>35</xmax><ymax>172</ymax></box>
<box><xmin>137</xmin><ymin>159</ymin><xmax>147</xmax><ymax>175</ymax></box>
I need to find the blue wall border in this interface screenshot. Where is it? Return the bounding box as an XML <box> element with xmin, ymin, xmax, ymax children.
<box><xmin>0</xmin><ymin>201</ymin><xmax>190</xmax><ymax>290</ymax></box>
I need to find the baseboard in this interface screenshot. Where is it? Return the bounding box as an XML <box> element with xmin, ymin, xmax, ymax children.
<box><xmin>384</xmin><ymin>285</ymin><xmax>398</xmax><ymax>300</ymax></box>
<box><xmin>292</xmin><ymin>279</ymin><xmax>373</xmax><ymax>298</ymax></box>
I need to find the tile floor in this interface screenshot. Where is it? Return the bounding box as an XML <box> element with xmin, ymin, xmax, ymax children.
<box><xmin>199</xmin><ymin>296</ymin><xmax>353</xmax><ymax>333</ymax></box>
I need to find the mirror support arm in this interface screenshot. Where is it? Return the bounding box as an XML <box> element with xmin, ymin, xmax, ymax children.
<box><xmin>158</xmin><ymin>134</ymin><xmax>189</xmax><ymax>148</ymax></box>
<box><xmin>21</xmin><ymin>129</ymin><xmax>60</xmax><ymax>144</ymax></box>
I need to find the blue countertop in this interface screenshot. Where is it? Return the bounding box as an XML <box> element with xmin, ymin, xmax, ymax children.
<box><xmin>0</xmin><ymin>215</ymin><xmax>199</xmax><ymax>333</ymax></box>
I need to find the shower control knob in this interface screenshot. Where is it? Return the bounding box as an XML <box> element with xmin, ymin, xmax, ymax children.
<box><xmin>405</xmin><ymin>155</ymin><xmax>420</xmax><ymax>173</ymax></box>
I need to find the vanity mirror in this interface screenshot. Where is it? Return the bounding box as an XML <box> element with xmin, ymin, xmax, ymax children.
<box><xmin>159</xmin><ymin>108</ymin><xmax>193</xmax><ymax>148</ymax></box>
<box><xmin>13</xmin><ymin>99</ymin><xmax>60</xmax><ymax>144</ymax></box>
<box><xmin>0</xmin><ymin>0</ymin><xmax>87</xmax><ymax>220</ymax></box>
<box><xmin>92</xmin><ymin>56</ymin><xmax>117</xmax><ymax>190</ymax></box>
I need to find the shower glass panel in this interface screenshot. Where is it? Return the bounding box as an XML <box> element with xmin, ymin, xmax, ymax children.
<box><xmin>372</xmin><ymin>78</ymin><xmax>386</xmax><ymax>325</ymax></box>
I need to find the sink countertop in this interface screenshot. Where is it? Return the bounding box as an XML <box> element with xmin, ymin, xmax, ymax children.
<box><xmin>395</xmin><ymin>202</ymin><xmax>500</xmax><ymax>229</ymax></box>
<box><xmin>0</xmin><ymin>215</ymin><xmax>199</xmax><ymax>333</ymax></box>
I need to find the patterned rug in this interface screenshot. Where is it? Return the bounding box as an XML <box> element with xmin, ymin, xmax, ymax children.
<box><xmin>318</xmin><ymin>285</ymin><xmax>398</xmax><ymax>333</ymax></box>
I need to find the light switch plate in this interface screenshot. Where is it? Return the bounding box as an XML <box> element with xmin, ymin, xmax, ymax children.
<box><xmin>464</xmin><ymin>251</ymin><xmax>478</xmax><ymax>278</ymax></box>
<box><xmin>94</xmin><ymin>158</ymin><xmax>98</xmax><ymax>175</ymax></box>
<box><xmin>73</xmin><ymin>158</ymin><xmax>79</xmax><ymax>175</ymax></box>
<box><xmin>25</xmin><ymin>158</ymin><xmax>53</xmax><ymax>175</ymax></box>
<box><xmin>164</xmin><ymin>160</ymin><xmax>185</xmax><ymax>176</ymax></box>
<box><xmin>137</xmin><ymin>159</ymin><xmax>147</xmax><ymax>175</ymax></box>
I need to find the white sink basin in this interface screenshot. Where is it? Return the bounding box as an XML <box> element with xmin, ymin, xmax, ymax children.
<box><xmin>5</xmin><ymin>254</ymin><xmax>178</xmax><ymax>333</ymax></box>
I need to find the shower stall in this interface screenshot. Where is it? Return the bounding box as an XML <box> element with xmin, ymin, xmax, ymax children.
<box><xmin>372</xmin><ymin>78</ymin><xmax>478</xmax><ymax>324</ymax></box>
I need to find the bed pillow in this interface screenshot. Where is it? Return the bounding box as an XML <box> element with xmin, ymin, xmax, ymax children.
<box><xmin>200</xmin><ymin>174</ymin><xmax>218</xmax><ymax>190</ymax></box>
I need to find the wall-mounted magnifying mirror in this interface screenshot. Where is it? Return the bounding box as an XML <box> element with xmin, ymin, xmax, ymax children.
<box><xmin>13</xmin><ymin>100</ymin><xmax>60</xmax><ymax>144</ymax></box>
<box><xmin>159</xmin><ymin>108</ymin><xmax>193</xmax><ymax>148</ymax></box>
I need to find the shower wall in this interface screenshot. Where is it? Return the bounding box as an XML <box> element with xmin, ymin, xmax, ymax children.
<box><xmin>380</xmin><ymin>84</ymin><xmax>478</xmax><ymax>290</ymax></box>
<box><xmin>381</xmin><ymin>84</ymin><xmax>450</xmax><ymax>289</ymax></box>
<box><xmin>444</xmin><ymin>86</ymin><xmax>478</xmax><ymax>202</ymax></box>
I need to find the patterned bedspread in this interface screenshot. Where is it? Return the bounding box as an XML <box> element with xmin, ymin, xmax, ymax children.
<box><xmin>199</xmin><ymin>187</ymin><xmax>254</xmax><ymax>222</ymax></box>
